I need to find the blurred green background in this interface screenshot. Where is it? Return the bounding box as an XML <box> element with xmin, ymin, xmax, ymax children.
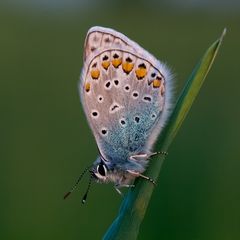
<box><xmin>1</xmin><ymin>1</ymin><xmax>239</xmax><ymax>239</ymax></box>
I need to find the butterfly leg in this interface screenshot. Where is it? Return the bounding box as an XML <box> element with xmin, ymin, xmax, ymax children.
<box><xmin>129</xmin><ymin>153</ymin><xmax>148</xmax><ymax>161</ymax></box>
<box><xmin>148</xmin><ymin>151</ymin><xmax>168</xmax><ymax>157</ymax></box>
<box><xmin>126</xmin><ymin>170</ymin><xmax>156</xmax><ymax>185</ymax></box>
<box><xmin>130</xmin><ymin>151</ymin><xmax>168</xmax><ymax>162</ymax></box>
<box><xmin>114</xmin><ymin>184</ymin><xmax>135</xmax><ymax>195</ymax></box>
<box><xmin>114</xmin><ymin>186</ymin><xmax>123</xmax><ymax>195</ymax></box>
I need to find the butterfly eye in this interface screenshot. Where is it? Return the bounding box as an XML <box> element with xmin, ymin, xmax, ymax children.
<box><xmin>97</xmin><ymin>164</ymin><xmax>107</xmax><ymax>177</ymax></box>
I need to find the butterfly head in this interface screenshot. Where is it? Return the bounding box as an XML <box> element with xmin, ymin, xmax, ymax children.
<box><xmin>90</xmin><ymin>155</ymin><xmax>137</xmax><ymax>186</ymax></box>
<box><xmin>91</xmin><ymin>155</ymin><xmax>134</xmax><ymax>186</ymax></box>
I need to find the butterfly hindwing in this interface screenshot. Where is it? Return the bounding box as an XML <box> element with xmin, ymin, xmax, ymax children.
<box><xmin>80</xmin><ymin>26</ymin><xmax>172</xmax><ymax>161</ymax></box>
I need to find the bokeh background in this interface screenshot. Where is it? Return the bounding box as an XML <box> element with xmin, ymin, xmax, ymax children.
<box><xmin>1</xmin><ymin>0</ymin><xmax>239</xmax><ymax>239</ymax></box>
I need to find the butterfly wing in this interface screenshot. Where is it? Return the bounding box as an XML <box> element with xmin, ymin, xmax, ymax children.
<box><xmin>79</xmin><ymin>26</ymin><xmax>173</xmax><ymax>161</ymax></box>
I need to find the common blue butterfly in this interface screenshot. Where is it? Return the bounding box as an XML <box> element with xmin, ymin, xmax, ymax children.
<box><xmin>64</xmin><ymin>26</ymin><xmax>173</xmax><ymax>203</ymax></box>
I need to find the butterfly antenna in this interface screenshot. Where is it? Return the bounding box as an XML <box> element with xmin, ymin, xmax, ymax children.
<box><xmin>82</xmin><ymin>174</ymin><xmax>93</xmax><ymax>204</ymax></box>
<box><xmin>63</xmin><ymin>166</ymin><xmax>90</xmax><ymax>200</ymax></box>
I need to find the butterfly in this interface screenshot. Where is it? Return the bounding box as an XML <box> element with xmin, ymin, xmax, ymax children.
<box><xmin>64</xmin><ymin>26</ymin><xmax>173</xmax><ymax>203</ymax></box>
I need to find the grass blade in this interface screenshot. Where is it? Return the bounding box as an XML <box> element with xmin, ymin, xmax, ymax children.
<box><xmin>103</xmin><ymin>29</ymin><xmax>226</xmax><ymax>240</ymax></box>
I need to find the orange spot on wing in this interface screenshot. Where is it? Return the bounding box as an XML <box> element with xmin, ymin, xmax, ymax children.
<box><xmin>135</xmin><ymin>68</ymin><xmax>147</xmax><ymax>79</ymax></box>
<box><xmin>85</xmin><ymin>82</ymin><xmax>90</xmax><ymax>92</ymax></box>
<box><xmin>153</xmin><ymin>79</ymin><xmax>161</xmax><ymax>88</ymax></box>
<box><xmin>91</xmin><ymin>69</ymin><xmax>100</xmax><ymax>79</ymax></box>
<box><xmin>102</xmin><ymin>61</ymin><xmax>110</xmax><ymax>70</ymax></box>
<box><xmin>122</xmin><ymin>62</ymin><xmax>134</xmax><ymax>74</ymax></box>
<box><xmin>112</xmin><ymin>58</ymin><xmax>122</xmax><ymax>68</ymax></box>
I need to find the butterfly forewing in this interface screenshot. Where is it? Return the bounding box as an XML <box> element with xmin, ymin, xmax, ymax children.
<box><xmin>80</xmin><ymin>27</ymin><xmax>171</xmax><ymax>161</ymax></box>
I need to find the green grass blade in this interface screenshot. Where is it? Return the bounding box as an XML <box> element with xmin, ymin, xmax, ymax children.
<box><xmin>103</xmin><ymin>29</ymin><xmax>226</xmax><ymax>240</ymax></box>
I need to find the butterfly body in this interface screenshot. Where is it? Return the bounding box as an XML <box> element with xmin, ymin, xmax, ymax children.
<box><xmin>79</xmin><ymin>26</ymin><xmax>173</xmax><ymax>189</ymax></box>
